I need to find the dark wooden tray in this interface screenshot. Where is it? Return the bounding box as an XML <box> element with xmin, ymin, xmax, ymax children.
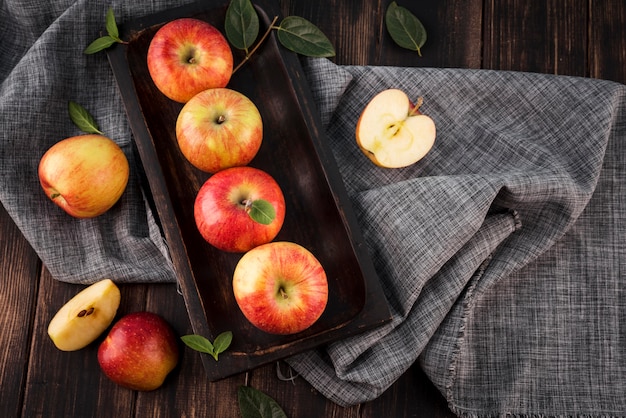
<box><xmin>107</xmin><ymin>0</ymin><xmax>391</xmax><ymax>381</ymax></box>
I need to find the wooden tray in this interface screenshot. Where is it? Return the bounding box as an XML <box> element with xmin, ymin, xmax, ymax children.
<box><xmin>107</xmin><ymin>0</ymin><xmax>391</xmax><ymax>381</ymax></box>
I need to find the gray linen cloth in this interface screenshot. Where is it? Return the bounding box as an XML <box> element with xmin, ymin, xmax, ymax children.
<box><xmin>1</xmin><ymin>1</ymin><xmax>625</xmax><ymax>416</ymax></box>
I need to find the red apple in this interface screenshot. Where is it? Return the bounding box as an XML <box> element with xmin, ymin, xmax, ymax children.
<box><xmin>232</xmin><ymin>241</ymin><xmax>328</xmax><ymax>335</ymax></box>
<box><xmin>176</xmin><ymin>87</ymin><xmax>263</xmax><ymax>173</ymax></box>
<box><xmin>38</xmin><ymin>134</ymin><xmax>129</xmax><ymax>218</ymax></box>
<box><xmin>147</xmin><ymin>18</ymin><xmax>233</xmax><ymax>103</ymax></box>
<box><xmin>98</xmin><ymin>312</ymin><xmax>179</xmax><ymax>391</ymax></box>
<box><xmin>194</xmin><ymin>166</ymin><xmax>286</xmax><ymax>253</ymax></box>
<box><xmin>356</xmin><ymin>88</ymin><xmax>436</xmax><ymax>168</ymax></box>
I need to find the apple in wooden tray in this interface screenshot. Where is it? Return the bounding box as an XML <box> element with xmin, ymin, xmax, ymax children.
<box><xmin>47</xmin><ymin>279</ymin><xmax>121</xmax><ymax>351</ymax></box>
<box><xmin>98</xmin><ymin>312</ymin><xmax>179</xmax><ymax>391</ymax></box>
<box><xmin>356</xmin><ymin>88</ymin><xmax>436</xmax><ymax>168</ymax></box>
<box><xmin>233</xmin><ymin>241</ymin><xmax>329</xmax><ymax>335</ymax></box>
<box><xmin>176</xmin><ymin>88</ymin><xmax>263</xmax><ymax>173</ymax></box>
<box><xmin>147</xmin><ymin>18</ymin><xmax>233</xmax><ymax>103</ymax></box>
<box><xmin>38</xmin><ymin>134</ymin><xmax>129</xmax><ymax>218</ymax></box>
<box><xmin>194</xmin><ymin>166</ymin><xmax>286</xmax><ymax>253</ymax></box>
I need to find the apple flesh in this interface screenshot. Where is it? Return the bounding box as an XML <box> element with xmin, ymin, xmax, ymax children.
<box><xmin>98</xmin><ymin>312</ymin><xmax>179</xmax><ymax>391</ymax></box>
<box><xmin>38</xmin><ymin>134</ymin><xmax>129</xmax><ymax>218</ymax></box>
<box><xmin>47</xmin><ymin>279</ymin><xmax>121</xmax><ymax>351</ymax></box>
<box><xmin>356</xmin><ymin>88</ymin><xmax>436</xmax><ymax>168</ymax></box>
<box><xmin>147</xmin><ymin>18</ymin><xmax>233</xmax><ymax>103</ymax></box>
<box><xmin>176</xmin><ymin>87</ymin><xmax>263</xmax><ymax>173</ymax></box>
<box><xmin>194</xmin><ymin>166</ymin><xmax>286</xmax><ymax>253</ymax></box>
<box><xmin>232</xmin><ymin>241</ymin><xmax>328</xmax><ymax>335</ymax></box>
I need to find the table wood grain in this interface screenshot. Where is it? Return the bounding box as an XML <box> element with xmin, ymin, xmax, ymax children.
<box><xmin>2</xmin><ymin>1</ymin><xmax>624</xmax><ymax>416</ymax></box>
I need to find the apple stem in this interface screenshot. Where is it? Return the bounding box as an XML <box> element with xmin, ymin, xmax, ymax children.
<box><xmin>408</xmin><ymin>96</ymin><xmax>424</xmax><ymax>116</ymax></box>
<box><xmin>216</xmin><ymin>114</ymin><xmax>226</xmax><ymax>124</ymax></box>
<box><xmin>279</xmin><ymin>287</ymin><xmax>288</xmax><ymax>299</ymax></box>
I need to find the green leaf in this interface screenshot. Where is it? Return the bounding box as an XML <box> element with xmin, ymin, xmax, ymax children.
<box><xmin>105</xmin><ymin>7</ymin><xmax>119</xmax><ymax>40</ymax></box>
<box><xmin>68</xmin><ymin>101</ymin><xmax>103</xmax><ymax>134</ymax></box>
<box><xmin>385</xmin><ymin>1</ymin><xmax>427</xmax><ymax>56</ymax></box>
<box><xmin>276</xmin><ymin>16</ymin><xmax>335</xmax><ymax>58</ymax></box>
<box><xmin>225</xmin><ymin>0</ymin><xmax>260</xmax><ymax>52</ymax></box>
<box><xmin>248</xmin><ymin>199</ymin><xmax>276</xmax><ymax>225</ymax></box>
<box><xmin>238</xmin><ymin>386</ymin><xmax>288</xmax><ymax>418</ymax></box>
<box><xmin>211</xmin><ymin>331</ymin><xmax>233</xmax><ymax>361</ymax></box>
<box><xmin>181</xmin><ymin>334</ymin><xmax>215</xmax><ymax>355</ymax></box>
<box><xmin>84</xmin><ymin>35</ymin><xmax>118</xmax><ymax>54</ymax></box>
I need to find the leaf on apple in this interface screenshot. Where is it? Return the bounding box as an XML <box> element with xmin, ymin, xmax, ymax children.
<box><xmin>225</xmin><ymin>0</ymin><xmax>260</xmax><ymax>54</ymax></box>
<box><xmin>276</xmin><ymin>16</ymin><xmax>336</xmax><ymax>58</ymax></box>
<box><xmin>181</xmin><ymin>331</ymin><xmax>233</xmax><ymax>361</ymax></box>
<box><xmin>385</xmin><ymin>1</ymin><xmax>427</xmax><ymax>56</ymax></box>
<box><xmin>247</xmin><ymin>199</ymin><xmax>276</xmax><ymax>225</ymax></box>
<box><xmin>238</xmin><ymin>386</ymin><xmax>288</xmax><ymax>418</ymax></box>
<box><xmin>68</xmin><ymin>101</ymin><xmax>104</xmax><ymax>135</ymax></box>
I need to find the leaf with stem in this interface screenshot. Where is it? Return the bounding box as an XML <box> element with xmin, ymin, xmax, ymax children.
<box><xmin>385</xmin><ymin>1</ymin><xmax>427</xmax><ymax>56</ymax></box>
<box><xmin>84</xmin><ymin>7</ymin><xmax>126</xmax><ymax>54</ymax></box>
<box><xmin>181</xmin><ymin>331</ymin><xmax>233</xmax><ymax>361</ymax></box>
<box><xmin>247</xmin><ymin>199</ymin><xmax>276</xmax><ymax>225</ymax></box>
<box><xmin>225</xmin><ymin>0</ymin><xmax>260</xmax><ymax>54</ymax></box>
<box><xmin>238</xmin><ymin>386</ymin><xmax>288</xmax><ymax>418</ymax></box>
<box><xmin>275</xmin><ymin>16</ymin><xmax>335</xmax><ymax>58</ymax></box>
<box><xmin>68</xmin><ymin>101</ymin><xmax>104</xmax><ymax>135</ymax></box>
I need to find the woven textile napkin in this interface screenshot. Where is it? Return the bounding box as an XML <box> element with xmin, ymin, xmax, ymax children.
<box><xmin>2</xmin><ymin>1</ymin><xmax>625</xmax><ymax>416</ymax></box>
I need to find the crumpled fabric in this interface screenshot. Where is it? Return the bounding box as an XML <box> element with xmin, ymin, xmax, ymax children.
<box><xmin>2</xmin><ymin>1</ymin><xmax>625</xmax><ymax>415</ymax></box>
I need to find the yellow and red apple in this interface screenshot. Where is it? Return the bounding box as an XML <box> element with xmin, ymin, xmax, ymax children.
<box><xmin>232</xmin><ymin>241</ymin><xmax>328</xmax><ymax>335</ymax></box>
<box><xmin>176</xmin><ymin>87</ymin><xmax>263</xmax><ymax>173</ymax></box>
<box><xmin>147</xmin><ymin>18</ymin><xmax>233</xmax><ymax>103</ymax></box>
<box><xmin>38</xmin><ymin>134</ymin><xmax>129</xmax><ymax>218</ymax></box>
<box><xmin>356</xmin><ymin>88</ymin><xmax>436</xmax><ymax>168</ymax></box>
<box><xmin>98</xmin><ymin>312</ymin><xmax>179</xmax><ymax>391</ymax></box>
<box><xmin>47</xmin><ymin>279</ymin><xmax>121</xmax><ymax>351</ymax></box>
<box><xmin>194</xmin><ymin>166</ymin><xmax>286</xmax><ymax>253</ymax></box>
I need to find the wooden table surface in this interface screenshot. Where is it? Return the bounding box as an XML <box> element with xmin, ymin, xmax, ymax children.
<box><xmin>2</xmin><ymin>1</ymin><xmax>625</xmax><ymax>417</ymax></box>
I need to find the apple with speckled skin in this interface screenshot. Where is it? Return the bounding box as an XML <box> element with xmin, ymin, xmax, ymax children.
<box><xmin>233</xmin><ymin>241</ymin><xmax>328</xmax><ymax>335</ymax></box>
<box><xmin>38</xmin><ymin>134</ymin><xmax>129</xmax><ymax>218</ymax></box>
<box><xmin>176</xmin><ymin>87</ymin><xmax>263</xmax><ymax>173</ymax></box>
<box><xmin>356</xmin><ymin>88</ymin><xmax>436</xmax><ymax>168</ymax></box>
<box><xmin>98</xmin><ymin>312</ymin><xmax>179</xmax><ymax>391</ymax></box>
<box><xmin>147</xmin><ymin>18</ymin><xmax>233</xmax><ymax>103</ymax></box>
<box><xmin>194</xmin><ymin>166</ymin><xmax>286</xmax><ymax>253</ymax></box>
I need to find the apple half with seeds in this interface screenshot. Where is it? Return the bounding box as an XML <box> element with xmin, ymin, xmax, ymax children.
<box><xmin>356</xmin><ymin>88</ymin><xmax>436</xmax><ymax>168</ymax></box>
<box><xmin>47</xmin><ymin>279</ymin><xmax>121</xmax><ymax>351</ymax></box>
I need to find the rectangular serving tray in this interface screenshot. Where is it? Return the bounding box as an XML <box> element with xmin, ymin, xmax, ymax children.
<box><xmin>107</xmin><ymin>0</ymin><xmax>391</xmax><ymax>380</ymax></box>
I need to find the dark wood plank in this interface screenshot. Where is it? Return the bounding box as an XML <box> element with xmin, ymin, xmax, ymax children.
<box><xmin>483</xmin><ymin>0</ymin><xmax>588</xmax><ymax>76</ymax></box>
<box><xmin>589</xmin><ymin>2</ymin><xmax>626</xmax><ymax>84</ymax></box>
<box><xmin>0</xmin><ymin>204</ymin><xmax>41</xmax><ymax>417</ymax></box>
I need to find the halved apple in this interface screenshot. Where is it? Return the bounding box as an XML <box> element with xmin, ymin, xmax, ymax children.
<box><xmin>48</xmin><ymin>279</ymin><xmax>121</xmax><ymax>351</ymax></box>
<box><xmin>356</xmin><ymin>88</ymin><xmax>436</xmax><ymax>168</ymax></box>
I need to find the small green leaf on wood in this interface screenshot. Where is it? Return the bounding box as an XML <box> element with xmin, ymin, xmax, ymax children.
<box><xmin>181</xmin><ymin>331</ymin><xmax>233</xmax><ymax>361</ymax></box>
<box><xmin>276</xmin><ymin>16</ymin><xmax>335</xmax><ymax>57</ymax></box>
<box><xmin>238</xmin><ymin>386</ymin><xmax>288</xmax><ymax>418</ymax></box>
<box><xmin>248</xmin><ymin>199</ymin><xmax>276</xmax><ymax>225</ymax></box>
<box><xmin>68</xmin><ymin>101</ymin><xmax>103</xmax><ymax>135</ymax></box>
<box><xmin>225</xmin><ymin>0</ymin><xmax>260</xmax><ymax>53</ymax></box>
<box><xmin>385</xmin><ymin>1</ymin><xmax>427</xmax><ymax>56</ymax></box>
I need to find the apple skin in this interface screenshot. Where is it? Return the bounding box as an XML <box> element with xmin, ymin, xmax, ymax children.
<box><xmin>176</xmin><ymin>87</ymin><xmax>263</xmax><ymax>173</ymax></box>
<box><xmin>194</xmin><ymin>166</ymin><xmax>286</xmax><ymax>253</ymax></box>
<box><xmin>98</xmin><ymin>312</ymin><xmax>179</xmax><ymax>391</ymax></box>
<box><xmin>355</xmin><ymin>88</ymin><xmax>436</xmax><ymax>168</ymax></box>
<box><xmin>47</xmin><ymin>279</ymin><xmax>121</xmax><ymax>351</ymax></box>
<box><xmin>147</xmin><ymin>18</ymin><xmax>233</xmax><ymax>103</ymax></box>
<box><xmin>232</xmin><ymin>241</ymin><xmax>328</xmax><ymax>335</ymax></box>
<box><xmin>38</xmin><ymin>134</ymin><xmax>129</xmax><ymax>218</ymax></box>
